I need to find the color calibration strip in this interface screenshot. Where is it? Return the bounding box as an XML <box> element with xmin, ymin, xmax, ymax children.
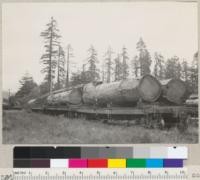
<box><xmin>14</xmin><ymin>158</ymin><xmax>184</xmax><ymax>168</ymax></box>
<box><xmin>14</xmin><ymin>146</ymin><xmax>187</xmax><ymax>168</ymax></box>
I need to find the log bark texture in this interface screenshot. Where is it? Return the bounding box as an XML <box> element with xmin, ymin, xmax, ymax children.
<box><xmin>47</xmin><ymin>87</ymin><xmax>82</xmax><ymax>105</ymax></box>
<box><xmin>82</xmin><ymin>74</ymin><xmax>161</xmax><ymax>106</ymax></box>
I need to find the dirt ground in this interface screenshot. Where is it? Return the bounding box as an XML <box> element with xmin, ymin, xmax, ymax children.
<box><xmin>2</xmin><ymin>110</ymin><xmax>198</xmax><ymax>144</ymax></box>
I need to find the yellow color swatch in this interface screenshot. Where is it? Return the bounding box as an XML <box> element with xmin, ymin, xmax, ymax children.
<box><xmin>108</xmin><ymin>159</ymin><xmax>126</xmax><ymax>168</ymax></box>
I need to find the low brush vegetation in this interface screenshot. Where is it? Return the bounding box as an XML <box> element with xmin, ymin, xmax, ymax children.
<box><xmin>3</xmin><ymin>110</ymin><xmax>198</xmax><ymax>144</ymax></box>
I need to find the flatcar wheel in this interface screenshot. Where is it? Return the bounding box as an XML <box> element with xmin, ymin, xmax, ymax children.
<box><xmin>154</xmin><ymin>114</ymin><xmax>165</xmax><ymax>129</ymax></box>
<box><xmin>177</xmin><ymin>112</ymin><xmax>189</xmax><ymax>132</ymax></box>
<box><xmin>74</xmin><ymin>112</ymin><xmax>78</xmax><ymax>118</ymax></box>
<box><xmin>149</xmin><ymin>114</ymin><xmax>155</xmax><ymax>128</ymax></box>
<box><xmin>145</xmin><ymin>114</ymin><xmax>158</xmax><ymax>129</ymax></box>
<box><xmin>64</xmin><ymin>112</ymin><xmax>69</xmax><ymax>118</ymax></box>
<box><xmin>80</xmin><ymin>113</ymin><xmax>86</xmax><ymax>120</ymax></box>
<box><xmin>162</xmin><ymin>114</ymin><xmax>177</xmax><ymax>129</ymax></box>
<box><xmin>144</xmin><ymin>115</ymin><xmax>152</xmax><ymax>129</ymax></box>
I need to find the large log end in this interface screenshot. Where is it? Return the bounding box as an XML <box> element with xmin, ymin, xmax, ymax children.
<box><xmin>162</xmin><ymin>79</ymin><xmax>189</xmax><ymax>104</ymax></box>
<box><xmin>69</xmin><ymin>87</ymin><xmax>83</xmax><ymax>104</ymax></box>
<box><xmin>138</xmin><ymin>74</ymin><xmax>162</xmax><ymax>102</ymax></box>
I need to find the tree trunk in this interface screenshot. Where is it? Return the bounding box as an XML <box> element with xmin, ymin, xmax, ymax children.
<box><xmin>49</xmin><ymin>18</ymin><xmax>53</xmax><ymax>93</ymax></box>
<box><xmin>47</xmin><ymin>87</ymin><xmax>82</xmax><ymax>105</ymax></box>
<box><xmin>82</xmin><ymin>74</ymin><xmax>161</xmax><ymax>106</ymax></box>
<box><xmin>57</xmin><ymin>46</ymin><xmax>61</xmax><ymax>89</ymax></box>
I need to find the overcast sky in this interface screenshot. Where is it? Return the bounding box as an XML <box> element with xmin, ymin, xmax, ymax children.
<box><xmin>2</xmin><ymin>2</ymin><xmax>198</xmax><ymax>92</ymax></box>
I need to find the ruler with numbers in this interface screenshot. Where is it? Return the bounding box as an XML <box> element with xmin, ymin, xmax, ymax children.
<box><xmin>0</xmin><ymin>168</ymin><xmax>190</xmax><ymax>180</ymax></box>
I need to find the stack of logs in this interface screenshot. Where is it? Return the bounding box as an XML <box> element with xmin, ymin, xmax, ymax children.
<box><xmin>45</xmin><ymin>74</ymin><xmax>189</xmax><ymax>106</ymax></box>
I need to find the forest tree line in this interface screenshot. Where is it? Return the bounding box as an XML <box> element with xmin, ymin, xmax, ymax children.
<box><xmin>13</xmin><ymin>17</ymin><xmax>198</xmax><ymax>104</ymax></box>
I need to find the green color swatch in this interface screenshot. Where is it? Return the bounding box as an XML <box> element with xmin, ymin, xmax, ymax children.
<box><xmin>126</xmin><ymin>159</ymin><xmax>146</xmax><ymax>168</ymax></box>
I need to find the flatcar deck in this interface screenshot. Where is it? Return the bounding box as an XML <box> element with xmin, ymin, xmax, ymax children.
<box><xmin>31</xmin><ymin>105</ymin><xmax>197</xmax><ymax>116</ymax></box>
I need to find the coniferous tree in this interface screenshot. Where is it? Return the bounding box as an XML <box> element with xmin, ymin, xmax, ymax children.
<box><xmin>70</xmin><ymin>71</ymin><xmax>83</xmax><ymax>86</ymax></box>
<box><xmin>181</xmin><ymin>60</ymin><xmax>189</xmax><ymax>81</ymax></box>
<box><xmin>104</xmin><ymin>46</ymin><xmax>114</xmax><ymax>83</ymax></box>
<box><xmin>70</xmin><ymin>70</ymin><xmax>95</xmax><ymax>86</ymax></box>
<box><xmin>114</xmin><ymin>54</ymin><xmax>123</xmax><ymax>81</ymax></box>
<box><xmin>132</xmin><ymin>55</ymin><xmax>140</xmax><ymax>78</ymax></box>
<box><xmin>165</xmin><ymin>58</ymin><xmax>174</xmax><ymax>79</ymax></box>
<box><xmin>121</xmin><ymin>46</ymin><xmax>129</xmax><ymax>79</ymax></box>
<box><xmin>101</xmin><ymin>62</ymin><xmax>105</xmax><ymax>82</ymax></box>
<box><xmin>165</xmin><ymin>56</ymin><xmax>181</xmax><ymax>79</ymax></box>
<box><xmin>66</xmin><ymin>44</ymin><xmax>73</xmax><ymax>87</ymax></box>
<box><xmin>39</xmin><ymin>82</ymin><xmax>49</xmax><ymax>95</ymax></box>
<box><xmin>189</xmin><ymin>52</ymin><xmax>198</xmax><ymax>92</ymax></box>
<box><xmin>15</xmin><ymin>72</ymin><xmax>37</xmax><ymax>99</ymax></box>
<box><xmin>40</xmin><ymin>17</ymin><xmax>61</xmax><ymax>93</ymax></box>
<box><xmin>56</xmin><ymin>45</ymin><xmax>66</xmax><ymax>89</ymax></box>
<box><xmin>136</xmin><ymin>38</ymin><xmax>151</xmax><ymax>76</ymax></box>
<box><xmin>154</xmin><ymin>52</ymin><xmax>165</xmax><ymax>80</ymax></box>
<box><xmin>177</xmin><ymin>62</ymin><xmax>182</xmax><ymax>79</ymax></box>
<box><xmin>87</xmin><ymin>45</ymin><xmax>99</xmax><ymax>82</ymax></box>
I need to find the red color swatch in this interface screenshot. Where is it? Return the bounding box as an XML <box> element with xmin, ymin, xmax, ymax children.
<box><xmin>88</xmin><ymin>159</ymin><xmax>108</xmax><ymax>168</ymax></box>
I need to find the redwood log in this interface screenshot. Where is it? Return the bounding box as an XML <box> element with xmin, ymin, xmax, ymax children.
<box><xmin>82</xmin><ymin>74</ymin><xmax>161</xmax><ymax>106</ymax></box>
<box><xmin>27</xmin><ymin>99</ymin><xmax>36</xmax><ymax>105</ymax></box>
<box><xmin>47</xmin><ymin>87</ymin><xmax>82</xmax><ymax>105</ymax></box>
<box><xmin>81</xmin><ymin>83</ymin><xmax>97</xmax><ymax>105</ymax></box>
<box><xmin>138</xmin><ymin>74</ymin><xmax>161</xmax><ymax>102</ymax></box>
<box><xmin>160</xmin><ymin>79</ymin><xmax>189</xmax><ymax>104</ymax></box>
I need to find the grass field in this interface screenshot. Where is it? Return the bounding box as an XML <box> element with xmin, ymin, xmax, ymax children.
<box><xmin>2</xmin><ymin>110</ymin><xmax>198</xmax><ymax>144</ymax></box>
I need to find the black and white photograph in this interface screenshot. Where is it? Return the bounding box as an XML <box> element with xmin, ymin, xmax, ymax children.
<box><xmin>2</xmin><ymin>2</ymin><xmax>198</xmax><ymax>144</ymax></box>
